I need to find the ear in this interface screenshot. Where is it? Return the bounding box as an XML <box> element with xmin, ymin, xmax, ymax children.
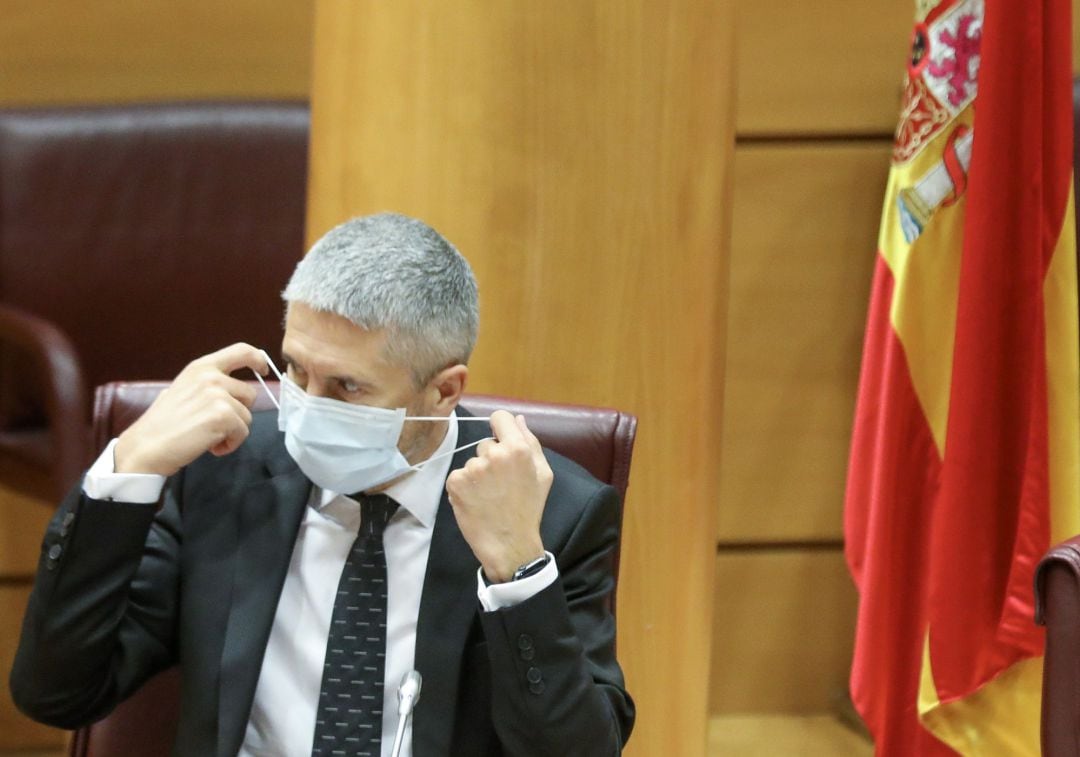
<box><xmin>427</xmin><ymin>363</ymin><xmax>468</xmax><ymax>413</ymax></box>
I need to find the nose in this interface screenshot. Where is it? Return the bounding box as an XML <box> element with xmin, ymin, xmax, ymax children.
<box><xmin>303</xmin><ymin>377</ymin><xmax>333</xmax><ymax>399</ymax></box>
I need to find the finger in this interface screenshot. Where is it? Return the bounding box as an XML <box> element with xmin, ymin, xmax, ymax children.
<box><xmin>515</xmin><ymin>414</ymin><xmax>544</xmax><ymax>456</ymax></box>
<box><xmin>488</xmin><ymin>409</ymin><xmax>523</xmax><ymax>444</ymax></box>
<box><xmin>445</xmin><ymin>469</ymin><xmax>469</xmax><ymax>504</ymax></box>
<box><xmin>209</xmin><ymin>394</ymin><xmax>252</xmax><ymax>451</ymax></box>
<box><xmin>219</xmin><ymin>374</ymin><xmax>259</xmax><ymax>408</ymax></box>
<box><xmin>463</xmin><ymin>456</ymin><xmax>489</xmax><ymax>477</ymax></box>
<box><xmin>200</xmin><ymin>343</ymin><xmax>268</xmax><ymax>376</ymax></box>
<box><xmin>210</xmin><ymin>419</ymin><xmax>251</xmax><ymax>457</ymax></box>
<box><xmin>476</xmin><ymin>439</ymin><xmax>495</xmax><ymax>458</ymax></box>
<box><xmin>205</xmin><ymin>390</ymin><xmax>254</xmax><ymax>432</ymax></box>
<box><xmin>224</xmin><ymin>391</ymin><xmax>254</xmax><ymax>428</ymax></box>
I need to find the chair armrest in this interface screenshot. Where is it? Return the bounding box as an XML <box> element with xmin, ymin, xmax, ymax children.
<box><xmin>0</xmin><ymin>303</ymin><xmax>88</xmax><ymax>496</ymax></box>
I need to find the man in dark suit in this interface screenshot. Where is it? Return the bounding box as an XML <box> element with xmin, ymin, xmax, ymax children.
<box><xmin>10</xmin><ymin>213</ymin><xmax>634</xmax><ymax>756</ymax></box>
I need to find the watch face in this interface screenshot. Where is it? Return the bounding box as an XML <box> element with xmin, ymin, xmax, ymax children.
<box><xmin>512</xmin><ymin>554</ymin><xmax>550</xmax><ymax>581</ymax></box>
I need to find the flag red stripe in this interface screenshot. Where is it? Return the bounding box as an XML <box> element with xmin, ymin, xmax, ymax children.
<box><xmin>924</xmin><ymin>0</ymin><xmax>1071</xmax><ymax>700</ymax></box>
<box><xmin>845</xmin><ymin>255</ymin><xmax>956</xmax><ymax>756</ymax></box>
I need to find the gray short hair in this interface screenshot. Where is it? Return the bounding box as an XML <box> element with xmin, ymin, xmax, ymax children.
<box><xmin>282</xmin><ymin>213</ymin><xmax>479</xmax><ymax>384</ymax></box>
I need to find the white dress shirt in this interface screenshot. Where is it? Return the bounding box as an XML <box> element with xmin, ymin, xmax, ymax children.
<box><xmin>84</xmin><ymin>410</ymin><xmax>557</xmax><ymax>757</ymax></box>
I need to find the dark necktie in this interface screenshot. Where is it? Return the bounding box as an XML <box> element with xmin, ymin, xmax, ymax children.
<box><xmin>311</xmin><ymin>493</ymin><xmax>399</xmax><ymax>757</ymax></box>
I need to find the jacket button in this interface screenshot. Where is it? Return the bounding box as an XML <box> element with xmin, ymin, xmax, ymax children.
<box><xmin>520</xmin><ymin>647</ymin><xmax>535</xmax><ymax>661</ymax></box>
<box><xmin>517</xmin><ymin>634</ymin><xmax>534</xmax><ymax>651</ymax></box>
<box><xmin>526</xmin><ymin>666</ymin><xmax>542</xmax><ymax>684</ymax></box>
<box><xmin>47</xmin><ymin>544</ymin><xmax>62</xmax><ymax>561</ymax></box>
<box><xmin>62</xmin><ymin>512</ymin><xmax>75</xmax><ymax>527</ymax></box>
<box><xmin>528</xmin><ymin>681</ymin><xmax>546</xmax><ymax>695</ymax></box>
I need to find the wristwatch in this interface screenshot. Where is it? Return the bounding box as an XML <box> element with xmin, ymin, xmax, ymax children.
<box><xmin>511</xmin><ymin>553</ymin><xmax>551</xmax><ymax>581</ymax></box>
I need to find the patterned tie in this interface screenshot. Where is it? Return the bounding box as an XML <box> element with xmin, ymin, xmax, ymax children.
<box><xmin>311</xmin><ymin>493</ymin><xmax>399</xmax><ymax>757</ymax></box>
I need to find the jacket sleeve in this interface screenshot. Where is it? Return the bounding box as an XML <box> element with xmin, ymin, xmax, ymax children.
<box><xmin>9</xmin><ymin>476</ymin><xmax>184</xmax><ymax>729</ymax></box>
<box><xmin>478</xmin><ymin>481</ymin><xmax>635</xmax><ymax>756</ymax></box>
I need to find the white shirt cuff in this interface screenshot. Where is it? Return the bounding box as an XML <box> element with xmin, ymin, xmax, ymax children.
<box><xmin>82</xmin><ymin>438</ymin><xmax>167</xmax><ymax>504</ymax></box>
<box><xmin>476</xmin><ymin>551</ymin><xmax>558</xmax><ymax>612</ymax></box>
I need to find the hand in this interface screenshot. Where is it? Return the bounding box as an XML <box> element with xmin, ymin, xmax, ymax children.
<box><xmin>114</xmin><ymin>343</ymin><xmax>268</xmax><ymax>476</ymax></box>
<box><xmin>445</xmin><ymin>410</ymin><xmax>553</xmax><ymax>583</ymax></box>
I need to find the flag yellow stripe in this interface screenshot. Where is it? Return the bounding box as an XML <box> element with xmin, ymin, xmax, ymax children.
<box><xmin>878</xmin><ymin>109</ymin><xmax>976</xmax><ymax>458</ymax></box>
<box><xmin>919</xmin><ymin>642</ymin><xmax>1041</xmax><ymax>756</ymax></box>
<box><xmin>1044</xmin><ymin>181</ymin><xmax>1080</xmax><ymax>543</ymax></box>
<box><xmin>884</xmin><ymin>200</ymin><xmax>964</xmax><ymax>457</ymax></box>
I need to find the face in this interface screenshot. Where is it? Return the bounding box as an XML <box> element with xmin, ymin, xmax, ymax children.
<box><xmin>280</xmin><ymin>302</ymin><xmax>467</xmax><ymax>464</ymax></box>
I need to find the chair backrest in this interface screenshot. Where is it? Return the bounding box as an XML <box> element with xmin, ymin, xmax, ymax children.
<box><xmin>1034</xmin><ymin>76</ymin><xmax>1080</xmax><ymax>757</ymax></box>
<box><xmin>71</xmin><ymin>380</ymin><xmax>636</xmax><ymax>757</ymax></box>
<box><xmin>0</xmin><ymin>102</ymin><xmax>309</xmax><ymax>398</ymax></box>
<box><xmin>1035</xmin><ymin>537</ymin><xmax>1080</xmax><ymax>756</ymax></box>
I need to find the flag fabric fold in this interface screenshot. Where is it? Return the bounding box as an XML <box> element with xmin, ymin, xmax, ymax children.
<box><xmin>844</xmin><ymin>0</ymin><xmax>1079</xmax><ymax>753</ymax></box>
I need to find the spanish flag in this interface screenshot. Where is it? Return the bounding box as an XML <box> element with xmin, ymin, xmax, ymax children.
<box><xmin>844</xmin><ymin>0</ymin><xmax>1079</xmax><ymax>753</ymax></box>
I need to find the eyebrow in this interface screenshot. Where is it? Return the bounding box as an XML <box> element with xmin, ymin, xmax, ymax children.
<box><xmin>279</xmin><ymin>351</ymin><xmax>301</xmax><ymax>371</ymax></box>
<box><xmin>281</xmin><ymin>350</ymin><xmax>376</xmax><ymax>391</ymax></box>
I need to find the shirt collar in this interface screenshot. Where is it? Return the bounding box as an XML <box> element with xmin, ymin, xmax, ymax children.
<box><xmin>312</xmin><ymin>410</ymin><xmax>459</xmax><ymax>529</ymax></box>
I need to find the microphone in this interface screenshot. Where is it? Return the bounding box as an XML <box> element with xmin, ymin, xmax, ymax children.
<box><xmin>390</xmin><ymin>670</ymin><xmax>422</xmax><ymax>757</ymax></box>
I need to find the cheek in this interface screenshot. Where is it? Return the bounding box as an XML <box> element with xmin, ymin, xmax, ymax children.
<box><xmin>398</xmin><ymin>419</ymin><xmax>420</xmax><ymax>445</ymax></box>
<box><xmin>397</xmin><ymin>395</ymin><xmax>431</xmax><ymax>447</ymax></box>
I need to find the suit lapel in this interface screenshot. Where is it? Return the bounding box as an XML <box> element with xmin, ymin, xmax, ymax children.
<box><xmin>411</xmin><ymin>413</ymin><xmax>486</xmax><ymax>756</ymax></box>
<box><xmin>216</xmin><ymin>458</ymin><xmax>310</xmax><ymax>757</ymax></box>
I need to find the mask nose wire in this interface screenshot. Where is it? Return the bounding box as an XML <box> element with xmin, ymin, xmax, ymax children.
<box><xmin>254</xmin><ymin>349</ymin><xmax>282</xmax><ymax>410</ymax></box>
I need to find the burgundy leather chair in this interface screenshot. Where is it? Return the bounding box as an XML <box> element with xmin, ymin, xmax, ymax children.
<box><xmin>1032</xmin><ymin>76</ymin><xmax>1080</xmax><ymax>757</ymax></box>
<box><xmin>0</xmin><ymin>102</ymin><xmax>309</xmax><ymax>501</ymax></box>
<box><xmin>68</xmin><ymin>380</ymin><xmax>636</xmax><ymax>757</ymax></box>
<box><xmin>1035</xmin><ymin>540</ymin><xmax>1080</xmax><ymax>756</ymax></box>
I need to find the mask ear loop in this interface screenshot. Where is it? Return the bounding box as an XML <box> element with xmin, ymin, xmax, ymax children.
<box><xmin>408</xmin><ymin>435</ymin><xmax>494</xmax><ymax>472</ymax></box>
<box><xmin>254</xmin><ymin>349</ymin><xmax>283</xmax><ymax>410</ymax></box>
<box><xmin>406</xmin><ymin>416</ymin><xmax>492</xmax><ymax>422</ymax></box>
<box><xmin>403</xmin><ymin>415</ymin><xmax>495</xmax><ymax>472</ymax></box>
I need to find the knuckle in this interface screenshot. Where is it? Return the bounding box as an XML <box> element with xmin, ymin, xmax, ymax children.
<box><xmin>196</xmin><ymin>371</ymin><xmax>222</xmax><ymax>391</ymax></box>
<box><xmin>505</xmin><ymin>442</ymin><xmax>529</xmax><ymax>460</ymax></box>
<box><xmin>213</xmin><ymin>397</ymin><xmax>236</xmax><ymax>420</ymax></box>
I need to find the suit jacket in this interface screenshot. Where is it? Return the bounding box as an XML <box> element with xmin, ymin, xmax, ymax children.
<box><xmin>10</xmin><ymin>410</ymin><xmax>634</xmax><ymax>756</ymax></box>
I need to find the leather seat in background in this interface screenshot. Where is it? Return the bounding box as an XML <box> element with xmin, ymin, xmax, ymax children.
<box><xmin>0</xmin><ymin>101</ymin><xmax>310</xmax><ymax>499</ymax></box>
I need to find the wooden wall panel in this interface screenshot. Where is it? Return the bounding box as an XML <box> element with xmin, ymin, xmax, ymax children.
<box><xmin>738</xmin><ymin>1</ymin><xmax>1080</xmax><ymax>137</ymax></box>
<box><xmin>735</xmin><ymin>0</ymin><xmax>912</xmax><ymax>135</ymax></box>
<box><xmin>306</xmin><ymin>3</ymin><xmax>735</xmax><ymax>755</ymax></box>
<box><xmin>0</xmin><ymin>486</ymin><xmax>52</xmax><ymax>577</ymax></box>
<box><xmin>709</xmin><ymin>550</ymin><xmax>858</xmax><ymax>713</ymax></box>
<box><xmin>717</xmin><ymin>143</ymin><xmax>889</xmax><ymax>543</ymax></box>
<box><xmin>710</xmin><ymin>714</ymin><xmax>872</xmax><ymax>755</ymax></box>
<box><xmin>0</xmin><ymin>0</ymin><xmax>313</xmax><ymax>106</ymax></box>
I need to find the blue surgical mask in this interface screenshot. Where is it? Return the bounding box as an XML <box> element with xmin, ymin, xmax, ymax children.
<box><xmin>255</xmin><ymin>352</ymin><xmax>490</xmax><ymax>493</ymax></box>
